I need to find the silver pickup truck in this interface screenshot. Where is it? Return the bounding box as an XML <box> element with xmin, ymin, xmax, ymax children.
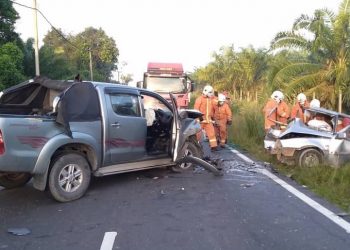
<box><xmin>0</xmin><ymin>77</ymin><xmax>206</xmax><ymax>202</ymax></box>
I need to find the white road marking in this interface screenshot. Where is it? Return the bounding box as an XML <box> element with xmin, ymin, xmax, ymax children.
<box><xmin>229</xmin><ymin>148</ymin><xmax>350</xmax><ymax>234</ymax></box>
<box><xmin>229</xmin><ymin>149</ymin><xmax>255</xmax><ymax>164</ymax></box>
<box><xmin>100</xmin><ymin>232</ymin><xmax>118</xmax><ymax>250</ymax></box>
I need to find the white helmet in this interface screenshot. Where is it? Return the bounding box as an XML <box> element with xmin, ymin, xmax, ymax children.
<box><xmin>310</xmin><ymin>99</ymin><xmax>320</xmax><ymax>108</ymax></box>
<box><xmin>297</xmin><ymin>93</ymin><xmax>307</xmax><ymax>105</ymax></box>
<box><xmin>203</xmin><ymin>85</ymin><xmax>214</xmax><ymax>97</ymax></box>
<box><xmin>218</xmin><ymin>93</ymin><xmax>226</xmax><ymax>102</ymax></box>
<box><xmin>271</xmin><ymin>90</ymin><xmax>284</xmax><ymax>103</ymax></box>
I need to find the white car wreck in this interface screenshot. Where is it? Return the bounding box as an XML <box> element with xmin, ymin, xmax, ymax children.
<box><xmin>264</xmin><ymin>107</ymin><xmax>350</xmax><ymax>167</ymax></box>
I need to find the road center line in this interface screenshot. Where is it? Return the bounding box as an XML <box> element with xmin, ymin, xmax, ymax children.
<box><xmin>229</xmin><ymin>148</ymin><xmax>350</xmax><ymax>234</ymax></box>
<box><xmin>100</xmin><ymin>232</ymin><xmax>118</xmax><ymax>250</ymax></box>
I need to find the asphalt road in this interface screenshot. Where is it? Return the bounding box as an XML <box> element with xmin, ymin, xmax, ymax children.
<box><xmin>1</xmin><ymin>146</ymin><xmax>350</xmax><ymax>250</ymax></box>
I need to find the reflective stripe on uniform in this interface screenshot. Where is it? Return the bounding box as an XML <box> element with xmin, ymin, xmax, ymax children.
<box><xmin>206</xmin><ymin>98</ymin><xmax>210</xmax><ymax>122</ymax></box>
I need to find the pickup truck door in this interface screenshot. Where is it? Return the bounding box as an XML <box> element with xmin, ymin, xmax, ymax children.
<box><xmin>105</xmin><ymin>89</ymin><xmax>147</xmax><ymax>164</ymax></box>
<box><xmin>170</xmin><ymin>93</ymin><xmax>181</xmax><ymax>162</ymax></box>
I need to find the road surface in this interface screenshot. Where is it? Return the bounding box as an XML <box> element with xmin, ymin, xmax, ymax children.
<box><xmin>1</xmin><ymin>145</ymin><xmax>350</xmax><ymax>250</ymax></box>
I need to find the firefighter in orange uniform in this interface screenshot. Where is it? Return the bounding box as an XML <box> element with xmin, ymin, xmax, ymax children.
<box><xmin>263</xmin><ymin>90</ymin><xmax>285</xmax><ymax>132</ymax></box>
<box><xmin>290</xmin><ymin>93</ymin><xmax>309</xmax><ymax>123</ymax></box>
<box><xmin>214</xmin><ymin>93</ymin><xmax>232</xmax><ymax>148</ymax></box>
<box><xmin>194</xmin><ymin>85</ymin><xmax>218</xmax><ymax>151</ymax></box>
<box><xmin>277</xmin><ymin>95</ymin><xmax>290</xmax><ymax>128</ymax></box>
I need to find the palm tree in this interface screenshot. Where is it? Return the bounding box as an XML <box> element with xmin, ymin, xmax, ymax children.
<box><xmin>193</xmin><ymin>45</ymin><xmax>269</xmax><ymax>99</ymax></box>
<box><xmin>270</xmin><ymin>0</ymin><xmax>350</xmax><ymax>108</ymax></box>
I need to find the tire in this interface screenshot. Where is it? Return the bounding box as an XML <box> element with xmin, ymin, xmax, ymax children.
<box><xmin>172</xmin><ymin>138</ymin><xmax>202</xmax><ymax>172</ymax></box>
<box><xmin>298</xmin><ymin>148</ymin><xmax>323</xmax><ymax>168</ymax></box>
<box><xmin>48</xmin><ymin>153</ymin><xmax>91</xmax><ymax>202</ymax></box>
<box><xmin>0</xmin><ymin>172</ymin><xmax>32</xmax><ymax>189</ymax></box>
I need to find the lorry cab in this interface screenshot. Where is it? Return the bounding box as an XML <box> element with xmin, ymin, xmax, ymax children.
<box><xmin>142</xmin><ymin>62</ymin><xmax>194</xmax><ymax>109</ymax></box>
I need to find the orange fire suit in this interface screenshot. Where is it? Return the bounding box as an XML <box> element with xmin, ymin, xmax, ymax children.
<box><xmin>263</xmin><ymin>98</ymin><xmax>278</xmax><ymax>131</ymax></box>
<box><xmin>290</xmin><ymin>101</ymin><xmax>309</xmax><ymax>123</ymax></box>
<box><xmin>194</xmin><ymin>95</ymin><xmax>218</xmax><ymax>148</ymax></box>
<box><xmin>214</xmin><ymin>103</ymin><xmax>232</xmax><ymax>146</ymax></box>
<box><xmin>277</xmin><ymin>101</ymin><xmax>290</xmax><ymax>125</ymax></box>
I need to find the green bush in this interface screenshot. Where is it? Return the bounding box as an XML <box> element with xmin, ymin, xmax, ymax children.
<box><xmin>230</xmin><ymin>101</ymin><xmax>265</xmax><ymax>150</ymax></box>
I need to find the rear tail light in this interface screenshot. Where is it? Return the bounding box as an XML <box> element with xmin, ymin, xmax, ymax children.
<box><xmin>0</xmin><ymin>130</ymin><xmax>5</xmax><ymax>155</ymax></box>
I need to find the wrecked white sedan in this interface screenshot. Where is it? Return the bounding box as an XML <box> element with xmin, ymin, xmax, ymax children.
<box><xmin>264</xmin><ymin>107</ymin><xmax>350</xmax><ymax>167</ymax></box>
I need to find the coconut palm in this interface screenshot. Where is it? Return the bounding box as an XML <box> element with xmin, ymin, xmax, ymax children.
<box><xmin>270</xmin><ymin>0</ymin><xmax>350</xmax><ymax>108</ymax></box>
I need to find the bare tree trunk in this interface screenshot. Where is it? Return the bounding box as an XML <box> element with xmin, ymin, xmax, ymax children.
<box><xmin>338</xmin><ymin>90</ymin><xmax>342</xmax><ymax>113</ymax></box>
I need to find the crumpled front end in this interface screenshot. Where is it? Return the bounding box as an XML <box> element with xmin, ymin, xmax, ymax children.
<box><xmin>327</xmin><ymin>138</ymin><xmax>350</xmax><ymax>167</ymax></box>
<box><xmin>264</xmin><ymin>128</ymin><xmax>282</xmax><ymax>154</ymax></box>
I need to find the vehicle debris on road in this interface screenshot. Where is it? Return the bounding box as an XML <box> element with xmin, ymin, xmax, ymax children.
<box><xmin>7</xmin><ymin>228</ymin><xmax>31</xmax><ymax>236</ymax></box>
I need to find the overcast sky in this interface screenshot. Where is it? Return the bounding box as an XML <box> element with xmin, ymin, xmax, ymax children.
<box><xmin>14</xmin><ymin>0</ymin><xmax>343</xmax><ymax>83</ymax></box>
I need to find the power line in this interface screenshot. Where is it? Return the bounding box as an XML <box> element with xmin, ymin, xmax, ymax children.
<box><xmin>10</xmin><ymin>0</ymin><xmax>81</xmax><ymax>51</ymax></box>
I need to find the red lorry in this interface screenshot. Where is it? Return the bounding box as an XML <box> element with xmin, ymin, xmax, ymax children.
<box><xmin>139</xmin><ymin>62</ymin><xmax>194</xmax><ymax>109</ymax></box>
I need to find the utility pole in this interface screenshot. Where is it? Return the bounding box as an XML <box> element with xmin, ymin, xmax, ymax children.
<box><xmin>33</xmin><ymin>0</ymin><xmax>40</xmax><ymax>76</ymax></box>
<box><xmin>89</xmin><ymin>49</ymin><xmax>93</xmax><ymax>81</ymax></box>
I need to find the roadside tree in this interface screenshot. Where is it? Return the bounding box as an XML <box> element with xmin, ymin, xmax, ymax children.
<box><xmin>73</xmin><ymin>27</ymin><xmax>119</xmax><ymax>82</ymax></box>
<box><xmin>0</xmin><ymin>42</ymin><xmax>25</xmax><ymax>89</ymax></box>
<box><xmin>0</xmin><ymin>0</ymin><xmax>21</xmax><ymax>46</ymax></box>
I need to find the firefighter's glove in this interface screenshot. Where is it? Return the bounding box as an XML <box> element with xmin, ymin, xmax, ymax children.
<box><xmin>227</xmin><ymin>120</ymin><xmax>232</xmax><ymax>125</ymax></box>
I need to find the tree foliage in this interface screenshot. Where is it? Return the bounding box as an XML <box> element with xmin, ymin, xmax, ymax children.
<box><xmin>22</xmin><ymin>38</ymin><xmax>35</xmax><ymax>77</ymax></box>
<box><xmin>0</xmin><ymin>1</ymin><xmax>120</xmax><ymax>88</ymax></box>
<box><xmin>193</xmin><ymin>45</ymin><xmax>269</xmax><ymax>95</ymax></box>
<box><xmin>0</xmin><ymin>42</ymin><xmax>25</xmax><ymax>88</ymax></box>
<box><xmin>0</xmin><ymin>0</ymin><xmax>21</xmax><ymax>46</ymax></box>
<box><xmin>39</xmin><ymin>29</ymin><xmax>76</xmax><ymax>80</ymax></box>
<box><xmin>270</xmin><ymin>0</ymin><xmax>350</xmax><ymax>108</ymax></box>
<box><xmin>40</xmin><ymin>27</ymin><xmax>119</xmax><ymax>82</ymax></box>
<box><xmin>73</xmin><ymin>27</ymin><xmax>119</xmax><ymax>81</ymax></box>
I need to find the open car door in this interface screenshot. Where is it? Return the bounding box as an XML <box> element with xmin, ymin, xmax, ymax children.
<box><xmin>170</xmin><ymin>93</ymin><xmax>181</xmax><ymax>162</ymax></box>
<box><xmin>169</xmin><ymin>93</ymin><xmax>223</xmax><ymax>176</ymax></box>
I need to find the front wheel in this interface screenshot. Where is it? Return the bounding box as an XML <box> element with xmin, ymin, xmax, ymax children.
<box><xmin>48</xmin><ymin>153</ymin><xmax>91</xmax><ymax>202</ymax></box>
<box><xmin>0</xmin><ymin>172</ymin><xmax>32</xmax><ymax>189</ymax></box>
<box><xmin>298</xmin><ymin>148</ymin><xmax>323</xmax><ymax>168</ymax></box>
<box><xmin>172</xmin><ymin>139</ymin><xmax>202</xmax><ymax>172</ymax></box>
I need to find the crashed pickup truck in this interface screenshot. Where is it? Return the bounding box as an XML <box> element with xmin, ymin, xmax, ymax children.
<box><xmin>0</xmin><ymin>77</ymin><xmax>218</xmax><ymax>202</ymax></box>
<box><xmin>264</xmin><ymin>107</ymin><xmax>350</xmax><ymax>167</ymax></box>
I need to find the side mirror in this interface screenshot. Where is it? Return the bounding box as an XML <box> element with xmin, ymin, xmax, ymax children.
<box><xmin>136</xmin><ymin>81</ymin><xmax>143</xmax><ymax>88</ymax></box>
<box><xmin>336</xmin><ymin>132</ymin><xmax>347</xmax><ymax>139</ymax></box>
<box><xmin>190</xmin><ymin>83</ymin><xmax>195</xmax><ymax>92</ymax></box>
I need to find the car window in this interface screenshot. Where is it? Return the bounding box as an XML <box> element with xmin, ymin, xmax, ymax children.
<box><xmin>110</xmin><ymin>94</ymin><xmax>141</xmax><ymax>117</ymax></box>
<box><xmin>306</xmin><ymin>111</ymin><xmax>333</xmax><ymax>132</ymax></box>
